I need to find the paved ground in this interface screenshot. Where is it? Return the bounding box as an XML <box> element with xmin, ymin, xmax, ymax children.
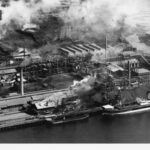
<box><xmin>0</xmin><ymin>88</ymin><xmax>69</xmax><ymax>108</ymax></box>
<box><xmin>0</xmin><ymin>112</ymin><xmax>31</xmax><ymax>122</ymax></box>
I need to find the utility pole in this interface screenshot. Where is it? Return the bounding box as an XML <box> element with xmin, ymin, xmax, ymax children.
<box><xmin>0</xmin><ymin>10</ymin><xmax>2</xmax><ymax>20</ymax></box>
<box><xmin>20</xmin><ymin>38</ymin><xmax>26</xmax><ymax>96</ymax></box>
<box><xmin>128</xmin><ymin>60</ymin><xmax>131</xmax><ymax>88</ymax></box>
<box><xmin>20</xmin><ymin>39</ymin><xmax>26</xmax><ymax>96</ymax></box>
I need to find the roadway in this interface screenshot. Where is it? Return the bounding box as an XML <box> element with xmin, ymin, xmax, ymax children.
<box><xmin>0</xmin><ymin>112</ymin><xmax>32</xmax><ymax>122</ymax></box>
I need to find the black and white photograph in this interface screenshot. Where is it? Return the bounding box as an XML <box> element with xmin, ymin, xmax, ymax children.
<box><xmin>0</xmin><ymin>0</ymin><xmax>150</xmax><ymax>144</ymax></box>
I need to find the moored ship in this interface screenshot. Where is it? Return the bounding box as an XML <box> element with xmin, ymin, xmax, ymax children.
<box><xmin>101</xmin><ymin>84</ymin><xmax>150</xmax><ymax>116</ymax></box>
<box><xmin>102</xmin><ymin>102</ymin><xmax>150</xmax><ymax>116</ymax></box>
<box><xmin>101</xmin><ymin>44</ymin><xmax>150</xmax><ymax>116</ymax></box>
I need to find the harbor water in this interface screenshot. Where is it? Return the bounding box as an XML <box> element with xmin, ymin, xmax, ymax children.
<box><xmin>1</xmin><ymin>113</ymin><xmax>150</xmax><ymax>143</ymax></box>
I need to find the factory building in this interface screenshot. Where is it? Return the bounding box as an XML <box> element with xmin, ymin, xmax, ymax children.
<box><xmin>111</xmin><ymin>58</ymin><xmax>139</xmax><ymax>70</ymax></box>
<box><xmin>135</xmin><ymin>68</ymin><xmax>150</xmax><ymax>81</ymax></box>
<box><xmin>12</xmin><ymin>48</ymin><xmax>31</xmax><ymax>60</ymax></box>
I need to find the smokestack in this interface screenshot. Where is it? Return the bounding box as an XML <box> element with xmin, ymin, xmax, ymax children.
<box><xmin>0</xmin><ymin>10</ymin><xmax>2</xmax><ymax>20</ymax></box>
<box><xmin>128</xmin><ymin>60</ymin><xmax>131</xmax><ymax>88</ymax></box>
<box><xmin>105</xmin><ymin>35</ymin><xmax>107</xmax><ymax>64</ymax></box>
<box><xmin>20</xmin><ymin>68</ymin><xmax>24</xmax><ymax>96</ymax></box>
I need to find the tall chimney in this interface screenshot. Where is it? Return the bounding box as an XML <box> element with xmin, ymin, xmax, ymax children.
<box><xmin>20</xmin><ymin>67</ymin><xmax>24</xmax><ymax>96</ymax></box>
<box><xmin>105</xmin><ymin>35</ymin><xmax>107</xmax><ymax>64</ymax></box>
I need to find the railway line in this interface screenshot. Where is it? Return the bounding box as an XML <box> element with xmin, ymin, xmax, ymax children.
<box><xmin>0</xmin><ymin>88</ymin><xmax>69</xmax><ymax>109</ymax></box>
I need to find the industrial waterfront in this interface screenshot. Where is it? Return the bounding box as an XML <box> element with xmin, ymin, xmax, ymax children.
<box><xmin>0</xmin><ymin>0</ymin><xmax>150</xmax><ymax>144</ymax></box>
<box><xmin>1</xmin><ymin>113</ymin><xmax>150</xmax><ymax>143</ymax></box>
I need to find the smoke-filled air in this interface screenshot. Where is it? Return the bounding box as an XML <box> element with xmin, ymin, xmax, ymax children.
<box><xmin>0</xmin><ymin>0</ymin><xmax>150</xmax><ymax>52</ymax></box>
<box><xmin>63</xmin><ymin>0</ymin><xmax>150</xmax><ymax>52</ymax></box>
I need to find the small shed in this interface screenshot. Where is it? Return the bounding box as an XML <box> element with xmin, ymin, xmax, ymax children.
<box><xmin>135</xmin><ymin>68</ymin><xmax>150</xmax><ymax>80</ymax></box>
<box><xmin>107</xmin><ymin>64</ymin><xmax>124</xmax><ymax>77</ymax></box>
<box><xmin>0</xmin><ymin>68</ymin><xmax>16</xmax><ymax>75</ymax></box>
<box><xmin>12</xmin><ymin>48</ymin><xmax>31</xmax><ymax>60</ymax></box>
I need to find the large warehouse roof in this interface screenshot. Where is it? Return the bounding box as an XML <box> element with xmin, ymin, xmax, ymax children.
<box><xmin>59</xmin><ymin>42</ymin><xmax>102</xmax><ymax>57</ymax></box>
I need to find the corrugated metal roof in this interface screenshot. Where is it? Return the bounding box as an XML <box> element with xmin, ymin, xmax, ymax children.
<box><xmin>59</xmin><ymin>43</ymin><xmax>102</xmax><ymax>56</ymax></box>
<box><xmin>77</xmin><ymin>44</ymin><xmax>90</xmax><ymax>52</ymax></box>
<box><xmin>83</xmin><ymin>44</ymin><xmax>95</xmax><ymax>51</ymax></box>
<box><xmin>60</xmin><ymin>48</ymin><xmax>75</xmax><ymax>56</ymax></box>
<box><xmin>64</xmin><ymin>47</ymin><xmax>76</xmax><ymax>54</ymax></box>
<box><xmin>0</xmin><ymin>69</ymin><xmax>16</xmax><ymax>75</ymax></box>
<box><xmin>66</xmin><ymin>46</ymin><xmax>81</xmax><ymax>55</ymax></box>
<box><xmin>107</xmin><ymin>64</ymin><xmax>124</xmax><ymax>72</ymax></box>
<box><xmin>90</xmin><ymin>43</ymin><xmax>102</xmax><ymax>49</ymax></box>
<box><xmin>136</xmin><ymin>68</ymin><xmax>150</xmax><ymax>74</ymax></box>
<box><xmin>70</xmin><ymin>45</ymin><xmax>83</xmax><ymax>53</ymax></box>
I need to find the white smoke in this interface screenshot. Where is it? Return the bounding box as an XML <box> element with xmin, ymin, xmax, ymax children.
<box><xmin>61</xmin><ymin>0</ymin><xmax>150</xmax><ymax>52</ymax></box>
<box><xmin>126</xmin><ymin>34</ymin><xmax>150</xmax><ymax>52</ymax></box>
<box><xmin>0</xmin><ymin>0</ymin><xmax>61</xmax><ymax>27</ymax></box>
<box><xmin>1</xmin><ymin>0</ymin><xmax>150</xmax><ymax>34</ymax></box>
<box><xmin>71</xmin><ymin>75</ymin><xmax>96</xmax><ymax>96</ymax></box>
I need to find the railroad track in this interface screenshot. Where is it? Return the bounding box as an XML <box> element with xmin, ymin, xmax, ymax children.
<box><xmin>0</xmin><ymin>88</ymin><xmax>69</xmax><ymax>108</ymax></box>
<box><xmin>4</xmin><ymin>88</ymin><xmax>69</xmax><ymax>101</ymax></box>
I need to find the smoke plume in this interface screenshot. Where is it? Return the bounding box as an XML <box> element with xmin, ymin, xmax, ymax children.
<box><xmin>0</xmin><ymin>0</ymin><xmax>60</xmax><ymax>24</ymax></box>
<box><xmin>0</xmin><ymin>0</ymin><xmax>150</xmax><ymax>52</ymax></box>
<box><xmin>0</xmin><ymin>0</ymin><xmax>61</xmax><ymax>36</ymax></box>
<box><xmin>61</xmin><ymin>0</ymin><xmax>150</xmax><ymax>51</ymax></box>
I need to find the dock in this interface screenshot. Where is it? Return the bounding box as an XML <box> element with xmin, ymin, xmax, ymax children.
<box><xmin>0</xmin><ymin>111</ymin><xmax>44</xmax><ymax>131</ymax></box>
<box><xmin>0</xmin><ymin>107</ymin><xmax>102</xmax><ymax>131</ymax></box>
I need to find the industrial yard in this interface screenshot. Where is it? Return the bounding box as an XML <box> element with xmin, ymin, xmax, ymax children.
<box><xmin>0</xmin><ymin>0</ymin><xmax>150</xmax><ymax>145</ymax></box>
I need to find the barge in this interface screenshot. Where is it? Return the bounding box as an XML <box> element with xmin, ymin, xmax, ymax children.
<box><xmin>46</xmin><ymin>114</ymin><xmax>89</xmax><ymax>125</ymax></box>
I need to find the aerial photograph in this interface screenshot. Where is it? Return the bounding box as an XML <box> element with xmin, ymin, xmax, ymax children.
<box><xmin>0</xmin><ymin>0</ymin><xmax>150</xmax><ymax>144</ymax></box>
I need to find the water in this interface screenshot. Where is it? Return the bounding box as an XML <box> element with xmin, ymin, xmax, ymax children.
<box><xmin>1</xmin><ymin>113</ymin><xmax>150</xmax><ymax>143</ymax></box>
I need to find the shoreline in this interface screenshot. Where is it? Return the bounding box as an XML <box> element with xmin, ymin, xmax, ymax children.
<box><xmin>0</xmin><ymin>106</ymin><xmax>102</xmax><ymax>131</ymax></box>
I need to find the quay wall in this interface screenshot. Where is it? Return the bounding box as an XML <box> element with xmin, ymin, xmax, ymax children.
<box><xmin>0</xmin><ymin>107</ymin><xmax>102</xmax><ymax>131</ymax></box>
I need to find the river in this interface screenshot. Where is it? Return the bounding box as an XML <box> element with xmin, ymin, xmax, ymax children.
<box><xmin>0</xmin><ymin>113</ymin><xmax>150</xmax><ymax>143</ymax></box>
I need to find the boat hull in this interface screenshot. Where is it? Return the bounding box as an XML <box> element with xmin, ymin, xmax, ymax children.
<box><xmin>49</xmin><ymin>114</ymin><xmax>89</xmax><ymax>125</ymax></box>
<box><xmin>102</xmin><ymin>105</ymin><xmax>150</xmax><ymax>116</ymax></box>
